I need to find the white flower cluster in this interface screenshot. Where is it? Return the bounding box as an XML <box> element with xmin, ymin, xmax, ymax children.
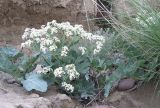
<box><xmin>53</xmin><ymin>64</ymin><xmax>79</xmax><ymax>93</ymax></box>
<box><xmin>53</xmin><ymin>64</ymin><xmax>80</xmax><ymax>81</ymax></box>
<box><xmin>61</xmin><ymin>46</ymin><xmax>69</xmax><ymax>57</ymax></box>
<box><xmin>65</xmin><ymin>64</ymin><xmax>80</xmax><ymax>80</ymax></box>
<box><xmin>35</xmin><ymin>65</ymin><xmax>53</xmax><ymax>74</ymax></box>
<box><xmin>21</xmin><ymin>22</ymin><xmax>60</xmax><ymax>53</ymax></box>
<box><xmin>21</xmin><ymin>20</ymin><xmax>105</xmax><ymax>55</ymax></box>
<box><xmin>78</xmin><ymin>46</ymin><xmax>86</xmax><ymax>55</ymax></box>
<box><xmin>79</xmin><ymin>31</ymin><xmax>105</xmax><ymax>55</ymax></box>
<box><xmin>53</xmin><ymin>67</ymin><xmax>65</xmax><ymax>78</ymax></box>
<box><xmin>61</xmin><ymin>82</ymin><xmax>74</xmax><ymax>92</ymax></box>
<box><xmin>94</xmin><ymin>41</ymin><xmax>104</xmax><ymax>55</ymax></box>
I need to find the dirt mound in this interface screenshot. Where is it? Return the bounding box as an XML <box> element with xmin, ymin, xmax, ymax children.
<box><xmin>0</xmin><ymin>71</ymin><xmax>75</xmax><ymax>108</ymax></box>
<box><xmin>0</xmin><ymin>71</ymin><xmax>117</xmax><ymax>108</ymax></box>
<box><xmin>0</xmin><ymin>0</ymin><xmax>97</xmax><ymax>44</ymax></box>
<box><xmin>0</xmin><ymin>0</ymin><xmax>96</xmax><ymax>27</ymax></box>
<box><xmin>106</xmin><ymin>81</ymin><xmax>160</xmax><ymax>108</ymax></box>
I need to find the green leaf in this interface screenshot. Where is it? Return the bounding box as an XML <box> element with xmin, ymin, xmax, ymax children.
<box><xmin>104</xmin><ymin>83</ymin><xmax>112</xmax><ymax>97</ymax></box>
<box><xmin>0</xmin><ymin>45</ymin><xmax>23</xmax><ymax>62</ymax></box>
<box><xmin>73</xmin><ymin>78</ymin><xmax>96</xmax><ymax>99</ymax></box>
<box><xmin>69</xmin><ymin>36</ymin><xmax>80</xmax><ymax>47</ymax></box>
<box><xmin>40</xmin><ymin>52</ymin><xmax>53</xmax><ymax>66</ymax></box>
<box><xmin>75</xmin><ymin>56</ymin><xmax>90</xmax><ymax>74</ymax></box>
<box><xmin>0</xmin><ymin>53</ymin><xmax>15</xmax><ymax>73</ymax></box>
<box><xmin>17</xmin><ymin>53</ymin><xmax>40</xmax><ymax>73</ymax></box>
<box><xmin>21</xmin><ymin>72</ymin><xmax>48</xmax><ymax>92</ymax></box>
<box><xmin>0</xmin><ymin>46</ymin><xmax>20</xmax><ymax>57</ymax></box>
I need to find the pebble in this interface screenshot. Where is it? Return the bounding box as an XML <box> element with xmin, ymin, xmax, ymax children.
<box><xmin>29</xmin><ymin>93</ymin><xmax>40</xmax><ymax>98</ymax></box>
<box><xmin>117</xmin><ymin>78</ymin><xmax>136</xmax><ymax>91</ymax></box>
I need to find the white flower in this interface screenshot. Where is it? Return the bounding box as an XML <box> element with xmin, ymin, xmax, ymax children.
<box><xmin>42</xmin><ymin>66</ymin><xmax>52</xmax><ymax>74</ymax></box>
<box><xmin>65</xmin><ymin>64</ymin><xmax>80</xmax><ymax>80</ymax></box>
<box><xmin>92</xmin><ymin>35</ymin><xmax>105</xmax><ymax>42</ymax></box>
<box><xmin>25</xmin><ymin>28</ymin><xmax>30</xmax><ymax>32</ymax></box>
<box><xmin>35</xmin><ymin>64</ymin><xmax>43</xmax><ymax>74</ymax></box>
<box><xmin>73</xmin><ymin>25</ymin><xmax>84</xmax><ymax>35</ymax></box>
<box><xmin>24</xmin><ymin>39</ymin><xmax>32</xmax><ymax>47</ymax></box>
<box><xmin>61</xmin><ymin>46</ymin><xmax>69</xmax><ymax>57</ymax></box>
<box><xmin>41</xmin><ymin>25</ymin><xmax>45</xmax><ymax>29</ymax></box>
<box><xmin>51</xmin><ymin>20</ymin><xmax>57</xmax><ymax>25</ymax></box>
<box><xmin>65</xmin><ymin>64</ymin><xmax>75</xmax><ymax>71</ymax></box>
<box><xmin>36</xmin><ymin>65</ymin><xmax>52</xmax><ymax>74</ymax></box>
<box><xmin>35</xmin><ymin>38</ymin><xmax>41</xmax><ymax>43</ymax></box>
<box><xmin>61</xmin><ymin>82</ymin><xmax>74</xmax><ymax>92</ymax></box>
<box><xmin>29</xmin><ymin>28</ymin><xmax>42</xmax><ymax>38</ymax></box>
<box><xmin>21</xmin><ymin>43</ymin><xmax>26</xmax><ymax>48</ymax></box>
<box><xmin>21</xmin><ymin>20</ymin><xmax>105</xmax><ymax>56</ymax></box>
<box><xmin>40</xmin><ymin>45</ymin><xmax>47</xmax><ymax>53</ymax></box>
<box><xmin>49</xmin><ymin>44</ymin><xmax>57</xmax><ymax>51</ymax></box>
<box><xmin>65</xmin><ymin>30</ymin><xmax>73</xmax><ymax>37</ymax></box>
<box><xmin>53</xmin><ymin>37</ymin><xmax>60</xmax><ymax>43</ymax></box>
<box><xmin>45</xmin><ymin>39</ymin><xmax>53</xmax><ymax>45</ymax></box>
<box><xmin>93</xmin><ymin>49</ymin><xmax>101</xmax><ymax>55</ymax></box>
<box><xmin>47</xmin><ymin>22</ymin><xmax>52</xmax><ymax>26</ymax></box>
<box><xmin>51</xmin><ymin>27</ymin><xmax>58</xmax><ymax>34</ymax></box>
<box><xmin>96</xmin><ymin>41</ymin><xmax>103</xmax><ymax>50</ymax></box>
<box><xmin>78</xmin><ymin>46</ymin><xmax>86</xmax><ymax>55</ymax></box>
<box><xmin>54</xmin><ymin>67</ymin><xmax>65</xmax><ymax>78</ymax></box>
<box><xmin>22</xmin><ymin>34</ymin><xmax>28</xmax><ymax>40</ymax></box>
<box><xmin>22</xmin><ymin>28</ymin><xmax>31</xmax><ymax>40</ymax></box>
<box><xmin>86</xmin><ymin>33</ymin><xmax>93</xmax><ymax>41</ymax></box>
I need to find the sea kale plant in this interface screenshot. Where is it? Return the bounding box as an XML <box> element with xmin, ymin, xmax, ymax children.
<box><xmin>0</xmin><ymin>20</ymin><xmax>140</xmax><ymax>100</ymax></box>
<box><xmin>20</xmin><ymin>20</ymin><xmax>107</xmax><ymax>99</ymax></box>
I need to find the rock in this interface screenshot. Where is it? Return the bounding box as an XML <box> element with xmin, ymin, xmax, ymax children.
<box><xmin>0</xmin><ymin>71</ymin><xmax>15</xmax><ymax>81</ymax></box>
<box><xmin>0</xmin><ymin>72</ymin><xmax>48</xmax><ymax>108</ymax></box>
<box><xmin>0</xmin><ymin>71</ymin><xmax>76</xmax><ymax>108</ymax></box>
<box><xmin>6</xmin><ymin>78</ymin><xmax>17</xmax><ymax>84</ymax></box>
<box><xmin>117</xmin><ymin>78</ymin><xmax>135</xmax><ymax>91</ymax></box>
<box><xmin>48</xmin><ymin>94</ymin><xmax>75</xmax><ymax>108</ymax></box>
<box><xmin>0</xmin><ymin>0</ymin><xmax>97</xmax><ymax>45</ymax></box>
<box><xmin>0</xmin><ymin>93</ymin><xmax>53</xmax><ymax>108</ymax></box>
<box><xmin>28</xmin><ymin>93</ymin><xmax>40</xmax><ymax>98</ymax></box>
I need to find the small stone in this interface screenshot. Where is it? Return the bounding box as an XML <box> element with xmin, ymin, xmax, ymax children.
<box><xmin>29</xmin><ymin>93</ymin><xmax>40</xmax><ymax>98</ymax></box>
<box><xmin>49</xmin><ymin>94</ymin><xmax>75</xmax><ymax>108</ymax></box>
<box><xmin>6</xmin><ymin>79</ymin><xmax>17</xmax><ymax>84</ymax></box>
<box><xmin>117</xmin><ymin>78</ymin><xmax>136</xmax><ymax>91</ymax></box>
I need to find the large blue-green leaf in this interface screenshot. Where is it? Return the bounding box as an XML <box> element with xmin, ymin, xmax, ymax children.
<box><xmin>21</xmin><ymin>72</ymin><xmax>48</xmax><ymax>92</ymax></box>
<box><xmin>0</xmin><ymin>46</ymin><xmax>20</xmax><ymax>57</ymax></box>
<box><xmin>104</xmin><ymin>83</ymin><xmax>112</xmax><ymax>97</ymax></box>
<box><xmin>17</xmin><ymin>53</ymin><xmax>40</xmax><ymax>73</ymax></box>
<box><xmin>0</xmin><ymin>53</ymin><xmax>15</xmax><ymax>73</ymax></box>
<box><xmin>0</xmin><ymin>46</ymin><xmax>23</xmax><ymax>61</ymax></box>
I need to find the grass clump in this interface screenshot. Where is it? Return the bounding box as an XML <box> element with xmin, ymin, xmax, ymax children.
<box><xmin>108</xmin><ymin>0</ymin><xmax>160</xmax><ymax>82</ymax></box>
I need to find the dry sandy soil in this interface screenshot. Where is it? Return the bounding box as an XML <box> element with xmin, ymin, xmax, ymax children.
<box><xmin>0</xmin><ymin>71</ymin><xmax>116</xmax><ymax>108</ymax></box>
<box><xmin>0</xmin><ymin>70</ymin><xmax>160</xmax><ymax>108</ymax></box>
